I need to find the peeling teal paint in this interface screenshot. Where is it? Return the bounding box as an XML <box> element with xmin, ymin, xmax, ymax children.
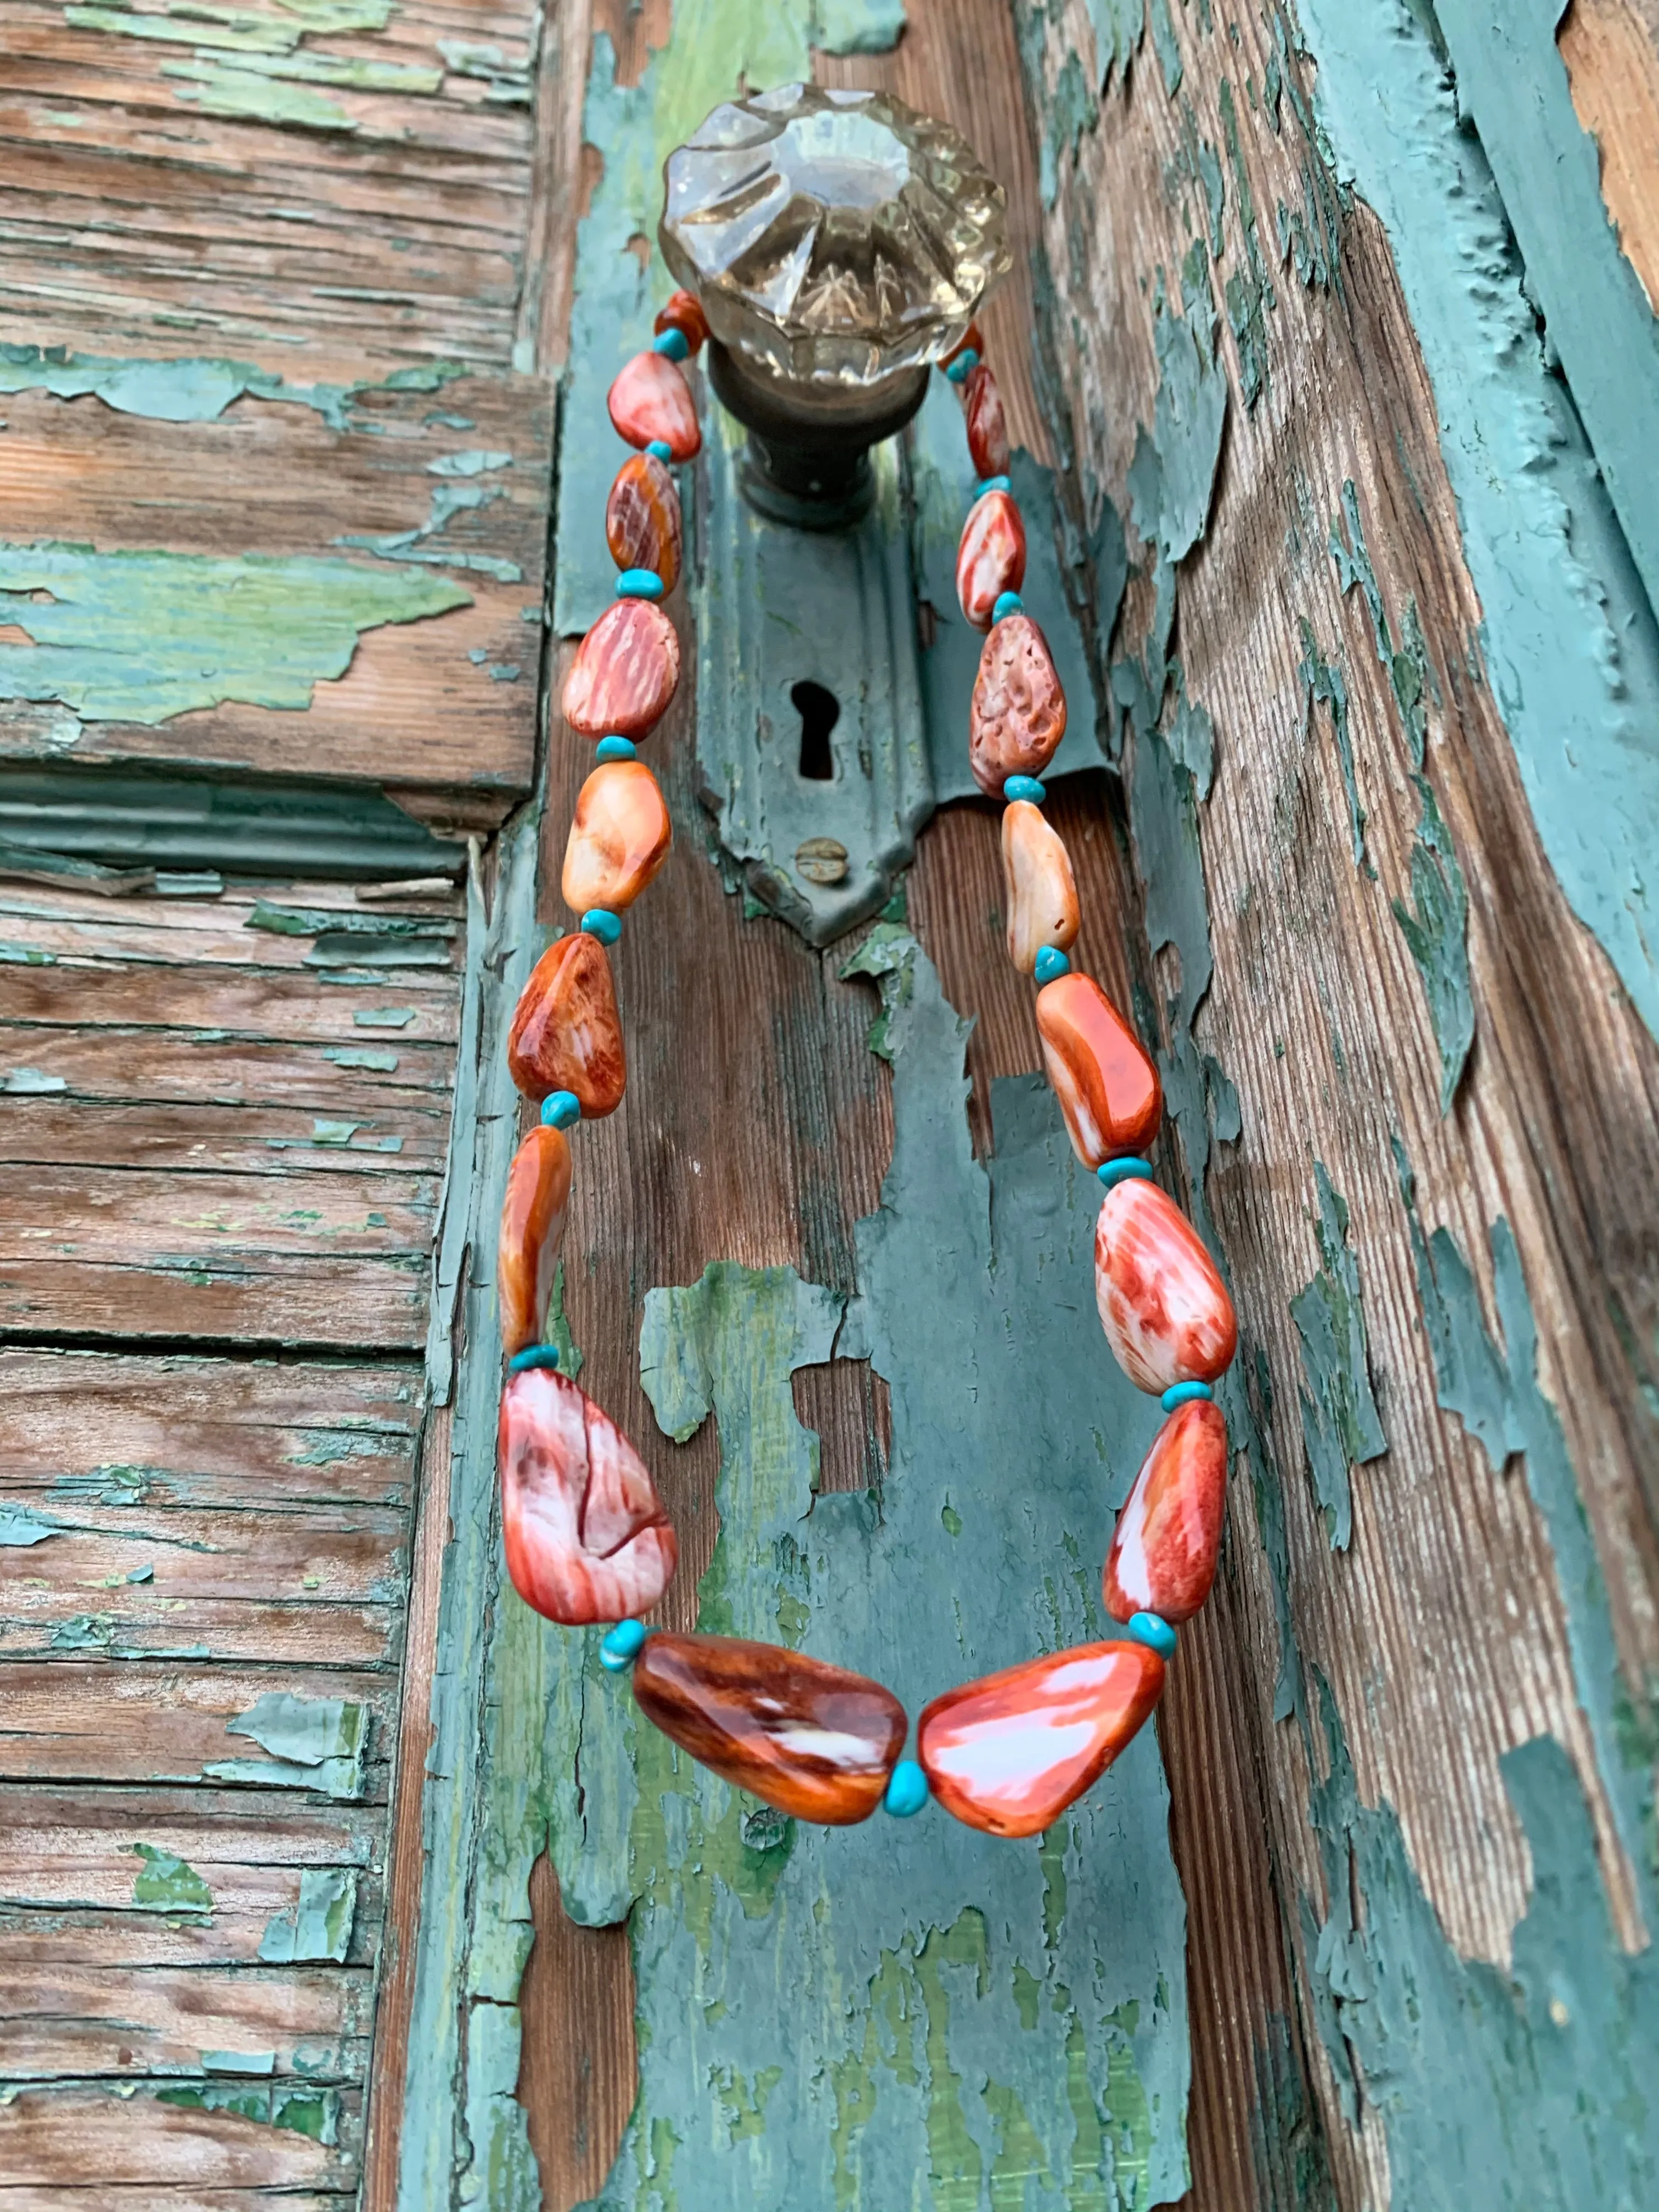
<box><xmin>0</xmin><ymin>1503</ymin><xmax>60</xmax><ymax>1545</ymax></box>
<box><xmin>1427</xmin><ymin>0</ymin><xmax>1659</xmax><ymax>618</ymax></box>
<box><xmin>0</xmin><ymin>344</ymin><xmax>464</xmax><ymax>433</ymax></box>
<box><xmin>1216</xmin><ymin>77</ymin><xmax>1276</xmax><ymax>407</ymax></box>
<box><xmin>1300</xmin><ymin>1675</ymin><xmax>1659</xmax><ymax>2208</ymax></box>
<box><xmin>811</xmin><ymin>0</ymin><xmax>906</xmax><ymax>54</ymax></box>
<box><xmin>259</xmin><ymin>1868</ymin><xmax>359</xmax><ymax>1962</ymax></box>
<box><xmin>1296</xmin><ymin>616</ymin><xmax>1365</xmax><ymax>870</ymax></box>
<box><xmin>1289</xmin><ymin>1162</ymin><xmax>1386</xmax><ymax>1551</ymax></box>
<box><xmin>1299</xmin><ymin>0</ymin><xmax>1659</xmax><ymax>1044</ymax></box>
<box><xmin>1127</xmin><ymin>294</ymin><xmax>1227</xmax><ymax>568</ymax></box>
<box><xmin>1394</xmin><ymin>1147</ymin><xmax>1657</xmax><ymax>1909</ymax></box>
<box><xmin>1148</xmin><ymin>0</ymin><xmax>1183</xmax><ymax>93</ymax></box>
<box><xmin>206</xmin><ymin>1691</ymin><xmax>369</xmax><ymax>1799</ymax></box>
<box><xmin>1040</xmin><ymin>47</ymin><xmax>1099</xmax><ymax>208</ymax></box>
<box><xmin>1328</xmin><ymin>479</ymin><xmax>1430</xmax><ymax>765</ymax></box>
<box><xmin>1391</xmin><ymin>775</ymin><xmax>1473</xmax><ymax>1113</ymax></box>
<box><xmin>1084</xmin><ymin>0</ymin><xmax>1145</xmax><ymax>92</ymax></box>
<box><xmin>0</xmin><ymin>543</ymin><xmax>468</xmax><ymax>725</ymax></box>
<box><xmin>546</xmin><ymin>941</ymin><xmax>1190</xmax><ymax>2209</ymax></box>
<box><xmin>156</xmin><ymin>2080</ymin><xmax>341</xmax><ymax>2140</ymax></box>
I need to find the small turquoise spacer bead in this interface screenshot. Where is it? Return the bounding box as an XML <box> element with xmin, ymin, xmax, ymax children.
<box><xmin>595</xmin><ymin>734</ymin><xmax>637</xmax><ymax>762</ymax></box>
<box><xmin>976</xmin><ymin>475</ymin><xmax>1012</xmax><ymax>498</ymax></box>
<box><xmin>646</xmin><ymin>438</ymin><xmax>673</xmax><ymax>462</ymax></box>
<box><xmin>883</xmin><ymin>1759</ymin><xmax>930</xmax><ymax>1818</ymax></box>
<box><xmin>1121</xmin><ymin>1611</ymin><xmax>1178</xmax><ymax>1660</ymax></box>
<box><xmin>543</xmin><ymin>1091</ymin><xmax>581</xmax><ymax>1130</ymax></box>
<box><xmin>651</xmin><ymin>325</ymin><xmax>691</xmax><ymax>362</ymax></box>
<box><xmin>1098</xmin><ymin>1156</ymin><xmax>1153</xmax><ymax>1189</ymax></box>
<box><xmin>1161</xmin><ymin>1380</ymin><xmax>1215</xmax><ymax>1413</ymax></box>
<box><xmin>1032</xmin><ymin>946</ymin><xmax>1071</xmax><ymax>985</ymax></box>
<box><xmin>507</xmin><ymin>1344</ymin><xmax>561</xmax><ymax>1374</ymax></box>
<box><xmin>1003</xmin><ymin>774</ymin><xmax>1046</xmax><ymax>804</ymax></box>
<box><xmin>944</xmin><ymin>348</ymin><xmax>979</xmax><ymax>383</ymax></box>
<box><xmin>991</xmin><ymin>590</ymin><xmax>1025</xmax><ymax>625</ymax></box>
<box><xmin>599</xmin><ymin>1618</ymin><xmax>651</xmax><ymax>1672</ymax></box>
<box><xmin>582</xmin><ymin>907</ymin><xmax>622</xmax><ymax>945</ymax></box>
<box><xmin>616</xmin><ymin>568</ymin><xmax>665</xmax><ymax>600</ymax></box>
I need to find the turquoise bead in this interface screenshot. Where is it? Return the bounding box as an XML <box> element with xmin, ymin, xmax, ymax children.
<box><xmin>1161</xmin><ymin>1380</ymin><xmax>1214</xmax><ymax>1412</ymax></box>
<box><xmin>991</xmin><ymin>590</ymin><xmax>1024</xmax><ymax>624</ymax></box>
<box><xmin>595</xmin><ymin>734</ymin><xmax>636</xmax><ymax>762</ymax></box>
<box><xmin>1097</xmin><ymin>1156</ymin><xmax>1153</xmax><ymax>1189</ymax></box>
<box><xmin>652</xmin><ymin>325</ymin><xmax>691</xmax><ymax>362</ymax></box>
<box><xmin>944</xmin><ymin>348</ymin><xmax>979</xmax><ymax>384</ymax></box>
<box><xmin>1003</xmin><ymin>774</ymin><xmax>1045</xmax><ymax>804</ymax></box>
<box><xmin>646</xmin><ymin>438</ymin><xmax>673</xmax><ymax>462</ymax></box>
<box><xmin>582</xmin><ymin>907</ymin><xmax>622</xmax><ymax>945</ymax></box>
<box><xmin>1032</xmin><ymin>946</ymin><xmax>1071</xmax><ymax>985</ymax></box>
<box><xmin>883</xmin><ymin>1758</ymin><xmax>930</xmax><ymax>1818</ymax></box>
<box><xmin>507</xmin><ymin>1343</ymin><xmax>561</xmax><ymax>1374</ymax></box>
<box><xmin>600</xmin><ymin>1618</ymin><xmax>651</xmax><ymax>1672</ymax></box>
<box><xmin>543</xmin><ymin>1091</ymin><xmax>581</xmax><ymax>1130</ymax></box>
<box><xmin>976</xmin><ymin>475</ymin><xmax>1012</xmax><ymax>497</ymax></box>
<box><xmin>616</xmin><ymin>568</ymin><xmax>664</xmax><ymax>600</ymax></box>
<box><xmin>1121</xmin><ymin>1611</ymin><xmax>1178</xmax><ymax>1660</ymax></box>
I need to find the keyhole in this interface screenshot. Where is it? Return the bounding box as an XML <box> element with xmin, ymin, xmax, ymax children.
<box><xmin>793</xmin><ymin>680</ymin><xmax>840</xmax><ymax>780</ymax></box>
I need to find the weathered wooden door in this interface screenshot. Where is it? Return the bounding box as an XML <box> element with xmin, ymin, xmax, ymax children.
<box><xmin>3</xmin><ymin>0</ymin><xmax>1656</xmax><ymax>2207</ymax></box>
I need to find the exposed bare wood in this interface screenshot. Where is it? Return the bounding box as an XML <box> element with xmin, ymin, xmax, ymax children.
<box><xmin>1560</xmin><ymin>0</ymin><xmax>1659</xmax><ymax>308</ymax></box>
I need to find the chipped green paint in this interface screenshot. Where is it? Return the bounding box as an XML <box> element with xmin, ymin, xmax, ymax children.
<box><xmin>206</xmin><ymin>1690</ymin><xmax>369</xmax><ymax>1799</ymax></box>
<box><xmin>1268</xmin><ymin>12</ymin><xmax>1346</xmax><ymax>294</ymax></box>
<box><xmin>1300</xmin><ymin>0</ymin><xmax>1659</xmax><ymax>1042</ymax></box>
<box><xmin>1328</xmin><ymin>480</ymin><xmax>1430</xmax><ymax>765</ymax></box>
<box><xmin>1127</xmin><ymin>295</ymin><xmax>1227</xmax><ymax>568</ymax></box>
<box><xmin>1394</xmin><ymin>1147</ymin><xmax>1657</xmax><ymax>1906</ymax></box>
<box><xmin>1131</xmin><ymin>721</ymin><xmax>1212</xmax><ymax>1030</ymax></box>
<box><xmin>1392</xmin><ymin>775</ymin><xmax>1473</xmax><ymax>1113</ymax></box>
<box><xmin>1216</xmin><ymin>77</ymin><xmax>1276</xmax><ymax>407</ymax></box>
<box><xmin>0</xmin><ymin>542</ymin><xmax>468</xmax><ymax>726</ymax></box>
<box><xmin>1147</xmin><ymin>0</ymin><xmax>1182</xmax><ymax>92</ymax></box>
<box><xmin>1296</xmin><ymin>616</ymin><xmax>1365</xmax><ymax>870</ymax></box>
<box><xmin>1300</xmin><ymin>1675</ymin><xmax>1659</xmax><ymax>2208</ymax></box>
<box><xmin>811</xmin><ymin>0</ymin><xmax>906</xmax><ymax>54</ymax></box>
<box><xmin>259</xmin><ymin>1867</ymin><xmax>359</xmax><ymax>1962</ymax></box>
<box><xmin>156</xmin><ymin>2080</ymin><xmax>341</xmax><ymax>2140</ymax></box>
<box><xmin>541</xmin><ymin>944</ymin><xmax>1188</xmax><ymax>2208</ymax></box>
<box><xmin>1040</xmin><ymin>46</ymin><xmax>1099</xmax><ymax>207</ymax></box>
<box><xmin>1289</xmin><ymin>1161</ymin><xmax>1386</xmax><ymax>1551</ymax></box>
<box><xmin>1084</xmin><ymin>0</ymin><xmax>1145</xmax><ymax>92</ymax></box>
<box><xmin>1165</xmin><ymin>100</ymin><xmax>1226</xmax><ymax>259</ymax></box>
<box><xmin>0</xmin><ymin>344</ymin><xmax>466</xmax><ymax>433</ymax></box>
<box><xmin>131</xmin><ymin>1842</ymin><xmax>214</xmax><ymax>1917</ymax></box>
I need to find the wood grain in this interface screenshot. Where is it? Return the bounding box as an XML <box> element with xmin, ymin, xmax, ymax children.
<box><xmin>1559</xmin><ymin>0</ymin><xmax>1659</xmax><ymax>308</ymax></box>
<box><xmin>1026</xmin><ymin>2</ymin><xmax>1659</xmax><ymax>2200</ymax></box>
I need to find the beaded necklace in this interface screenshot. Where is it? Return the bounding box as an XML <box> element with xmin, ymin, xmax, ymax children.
<box><xmin>495</xmin><ymin>294</ymin><xmax>1237</xmax><ymax>1841</ymax></box>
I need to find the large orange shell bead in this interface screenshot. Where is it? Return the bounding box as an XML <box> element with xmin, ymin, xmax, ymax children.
<box><xmin>968</xmin><ymin>614</ymin><xmax>1067</xmax><ymax>795</ymax></box>
<box><xmin>497</xmin><ymin>1124</ymin><xmax>572</xmax><ymax>1356</ymax></box>
<box><xmin>1094</xmin><ymin>1178</ymin><xmax>1238</xmax><ymax>1393</ymax></box>
<box><xmin>506</xmin><ymin>932</ymin><xmax>627</xmax><ymax>1115</ymax></box>
<box><xmin>606</xmin><ymin>453</ymin><xmax>682</xmax><ymax>596</ymax></box>
<box><xmin>562</xmin><ymin>759</ymin><xmax>672</xmax><ymax>916</ymax></box>
<box><xmin>562</xmin><ymin>599</ymin><xmax>680</xmax><ymax>741</ymax></box>
<box><xmin>956</xmin><ymin>489</ymin><xmax>1026</xmax><ymax>630</ymax></box>
<box><xmin>607</xmin><ymin>348</ymin><xmax>701</xmax><ymax>460</ymax></box>
<box><xmin>1103</xmin><ymin>1398</ymin><xmax>1229</xmax><ymax>1625</ymax></box>
<box><xmin>1035</xmin><ymin>972</ymin><xmax>1162</xmax><ymax>1166</ymax></box>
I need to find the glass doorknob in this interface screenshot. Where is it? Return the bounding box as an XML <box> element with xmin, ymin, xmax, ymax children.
<box><xmin>660</xmin><ymin>82</ymin><xmax>1011</xmax><ymax>528</ymax></box>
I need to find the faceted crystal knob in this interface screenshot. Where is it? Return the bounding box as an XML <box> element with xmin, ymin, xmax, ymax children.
<box><xmin>660</xmin><ymin>83</ymin><xmax>1011</xmax><ymax>526</ymax></box>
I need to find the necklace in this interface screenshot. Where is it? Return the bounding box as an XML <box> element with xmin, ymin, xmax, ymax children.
<box><xmin>494</xmin><ymin>293</ymin><xmax>1238</xmax><ymax>1842</ymax></box>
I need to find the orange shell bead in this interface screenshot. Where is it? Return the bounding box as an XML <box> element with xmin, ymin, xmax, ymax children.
<box><xmin>1104</xmin><ymin>1398</ymin><xmax>1229</xmax><ymax>1626</ymax></box>
<box><xmin>499</xmin><ymin>1365</ymin><xmax>677</xmax><ymax>1624</ymax></box>
<box><xmin>654</xmin><ymin>289</ymin><xmax>709</xmax><ymax>353</ymax></box>
<box><xmin>606</xmin><ymin>453</ymin><xmax>682</xmax><ymax>596</ymax></box>
<box><xmin>956</xmin><ymin>489</ymin><xmax>1026</xmax><ymax>630</ymax></box>
<box><xmin>562</xmin><ymin>599</ymin><xmax>680</xmax><ymax>740</ymax></box>
<box><xmin>1094</xmin><ymin>1178</ymin><xmax>1238</xmax><ymax>1393</ymax></box>
<box><xmin>1001</xmin><ymin>800</ymin><xmax>1080</xmax><ymax>974</ymax></box>
<box><xmin>963</xmin><ymin>362</ymin><xmax>1011</xmax><ymax>479</ymax></box>
<box><xmin>1035</xmin><ymin>972</ymin><xmax>1162</xmax><ymax>1166</ymax></box>
<box><xmin>497</xmin><ymin>1124</ymin><xmax>573</xmax><ymax>1356</ymax></box>
<box><xmin>506</xmin><ymin>932</ymin><xmax>627</xmax><ymax>1115</ymax></box>
<box><xmin>631</xmin><ymin>1634</ymin><xmax>906</xmax><ymax>1826</ymax></box>
<box><xmin>562</xmin><ymin>759</ymin><xmax>672</xmax><ymax>916</ymax></box>
<box><xmin>917</xmin><ymin>1642</ymin><xmax>1165</xmax><ymax>1838</ymax></box>
<box><xmin>968</xmin><ymin>613</ymin><xmax>1067</xmax><ymax>795</ymax></box>
<box><xmin>607</xmin><ymin>349</ymin><xmax>701</xmax><ymax>461</ymax></box>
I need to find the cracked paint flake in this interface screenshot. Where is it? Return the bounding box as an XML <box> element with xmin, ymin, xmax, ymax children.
<box><xmin>1290</xmin><ymin>1161</ymin><xmax>1387</xmax><ymax>1551</ymax></box>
